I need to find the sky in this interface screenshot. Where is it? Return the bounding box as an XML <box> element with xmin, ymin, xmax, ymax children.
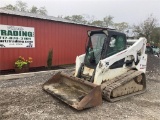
<box><xmin>0</xmin><ymin>0</ymin><xmax>160</xmax><ymax>25</ymax></box>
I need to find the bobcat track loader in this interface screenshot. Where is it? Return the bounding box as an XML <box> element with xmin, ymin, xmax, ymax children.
<box><xmin>43</xmin><ymin>29</ymin><xmax>147</xmax><ymax>110</ymax></box>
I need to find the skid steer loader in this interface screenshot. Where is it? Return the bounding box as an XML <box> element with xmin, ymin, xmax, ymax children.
<box><xmin>43</xmin><ymin>29</ymin><xmax>147</xmax><ymax>110</ymax></box>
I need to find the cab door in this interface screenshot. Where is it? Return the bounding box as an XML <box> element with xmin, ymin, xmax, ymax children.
<box><xmin>106</xmin><ymin>33</ymin><xmax>126</xmax><ymax>69</ymax></box>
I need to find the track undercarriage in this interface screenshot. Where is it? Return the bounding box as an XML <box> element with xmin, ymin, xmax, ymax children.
<box><xmin>101</xmin><ymin>70</ymin><xmax>146</xmax><ymax>102</ymax></box>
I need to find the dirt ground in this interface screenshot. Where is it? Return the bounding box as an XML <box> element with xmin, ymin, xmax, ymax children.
<box><xmin>0</xmin><ymin>55</ymin><xmax>160</xmax><ymax>120</ymax></box>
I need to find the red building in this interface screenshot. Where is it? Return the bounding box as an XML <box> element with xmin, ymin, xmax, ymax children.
<box><xmin>0</xmin><ymin>9</ymin><xmax>102</xmax><ymax>70</ymax></box>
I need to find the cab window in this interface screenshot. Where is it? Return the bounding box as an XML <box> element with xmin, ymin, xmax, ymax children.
<box><xmin>107</xmin><ymin>35</ymin><xmax>126</xmax><ymax>57</ymax></box>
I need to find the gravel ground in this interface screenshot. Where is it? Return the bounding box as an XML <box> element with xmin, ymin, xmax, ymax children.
<box><xmin>0</xmin><ymin>55</ymin><xmax>160</xmax><ymax>120</ymax></box>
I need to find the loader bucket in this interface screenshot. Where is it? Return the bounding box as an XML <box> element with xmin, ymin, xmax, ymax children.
<box><xmin>42</xmin><ymin>72</ymin><xmax>102</xmax><ymax>110</ymax></box>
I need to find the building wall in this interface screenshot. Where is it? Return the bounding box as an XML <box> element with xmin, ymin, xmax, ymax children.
<box><xmin>0</xmin><ymin>14</ymin><xmax>101</xmax><ymax>70</ymax></box>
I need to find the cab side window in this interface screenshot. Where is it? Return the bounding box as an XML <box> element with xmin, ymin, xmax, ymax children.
<box><xmin>107</xmin><ymin>35</ymin><xmax>126</xmax><ymax>57</ymax></box>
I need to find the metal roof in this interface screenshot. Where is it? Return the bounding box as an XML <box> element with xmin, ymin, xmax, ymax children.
<box><xmin>0</xmin><ymin>8</ymin><xmax>104</xmax><ymax>28</ymax></box>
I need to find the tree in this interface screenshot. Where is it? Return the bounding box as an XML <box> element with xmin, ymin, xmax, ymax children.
<box><xmin>150</xmin><ymin>27</ymin><xmax>160</xmax><ymax>46</ymax></box>
<box><xmin>1</xmin><ymin>0</ymin><xmax>47</xmax><ymax>15</ymax></box>
<box><xmin>90</xmin><ymin>20</ymin><xmax>104</xmax><ymax>27</ymax></box>
<box><xmin>30</xmin><ymin>6</ymin><xmax>38</xmax><ymax>14</ymax></box>
<box><xmin>38</xmin><ymin>7</ymin><xmax>47</xmax><ymax>15</ymax></box>
<box><xmin>3</xmin><ymin>4</ymin><xmax>17</xmax><ymax>10</ymax></box>
<box><xmin>114</xmin><ymin>22</ymin><xmax>129</xmax><ymax>32</ymax></box>
<box><xmin>57</xmin><ymin>15</ymin><xmax>63</xmax><ymax>18</ymax></box>
<box><xmin>64</xmin><ymin>15</ymin><xmax>87</xmax><ymax>24</ymax></box>
<box><xmin>15</xmin><ymin>0</ymin><xmax>27</xmax><ymax>12</ymax></box>
<box><xmin>47</xmin><ymin>49</ymin><xmax>53</xmax><ymax>69</ymax></box>
<box><xmin>90</xmin><ymin>15</ymin><xmax>115</xmax><ymax>27</ymax></box>
<box><xmin>82</xmin><ymin>14</ymin><xmax>96</xmax><ymax>25</ymax></box>
<box><xmin>103</xmin><ymin>15</ymin><xmax>114</xmax><ymax>27</ymax></box>
<box><xmin>133</xmin><ymin>15</ymin><xmax>158</xmax><ymax>42</ymax></box>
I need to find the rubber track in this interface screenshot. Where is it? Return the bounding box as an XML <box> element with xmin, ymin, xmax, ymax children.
<box><xmin>101</xmin><ymin>70</ymin><xmax>146</xmax><ymax>102</ymax></box>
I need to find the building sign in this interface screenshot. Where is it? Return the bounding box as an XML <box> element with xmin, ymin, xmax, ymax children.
<box><xmin>0</xmin><ymin>24</ymin><xmax>35</xmax><ymax>48</ymax></box>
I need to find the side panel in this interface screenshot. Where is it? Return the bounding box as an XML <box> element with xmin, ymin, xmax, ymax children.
<box><xmin>94</xmin><ymin>37</ymin><xmax>147</xmax><ymax>85</ymax></box>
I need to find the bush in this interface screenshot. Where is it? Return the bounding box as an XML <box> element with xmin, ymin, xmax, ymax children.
<box><xmin>47</xmin><ymin>49</ymin><xmax>53</xmax><ymax>69</ymax></box>
<box><xmin>15</xmin><ymin>56</ymin><xmax>33</xmax><ymax>69</ymax></box>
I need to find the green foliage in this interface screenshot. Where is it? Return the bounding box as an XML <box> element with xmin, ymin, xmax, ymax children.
<box><xmin>15</xmin><ymin>0</ymin><xmax>27</xmax><ymax>12</ymax></box>
<box><xmin>63</xmin><ymin>14</ymin><xmax>129</xmax><ymax>31</ymax></box>
<box><xmin>15</xmin><ymin>56</ymin><xmax>33</xmax><ymax>69</ymax></box>
<box><xmin>38</xmin><ymin>7</ymin><xmax>47</xmax><ymax>15</ymax></box>
<box><xmin>133</xmin><ymin>14</ymin><xmax>158</xmax><ymax>41</ymax></box>
<box><xmin>150</xmin><ymin>27</ymin><xmax>160</xmax><ymax>46</ymax></box>
<box><xmin>47</xmin><ymin>49</ymin><xmax>53</xmax><ymax>69</ymax></box>
<box><xmin>133</xmin><ymin>15</ymin><xmax>160</xmax><ymax>46</ymax></box>
<box><xmin>103</xmin><ymin>15</ymin><xmax>114</xmax><ymax>27</ymax></box>
<box><xmin>114</xmin><ymin>22</ymin><xmax>129</xmax><ymax>32</ymax></box>
<box><xmin>64</xmin><ymin>15</ymin><xmax>87</xmax><ymax>24</ymax></box>
<box><xmin>30</xmin><ymin>6</ymin><xmax>38</xmax><ymax>14</ymax></box>
<box><xmin>3</xmin><ymin>4</ymin><xmax>17</xmax><ymax>10</ymax></box>
<box><xmin>15</xmin><ymin>60</ymin><xmax>27</xmax><ymax>69</ymax></box>
<box><xmin>2</xmin><ymin>0</ymin><xmax>47</xmax><ymax>15</ymax></box>
<box><xmin>90</xmin><ymin>20</ymin><xmax>104</xmax><ymax>26</ymax></box>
